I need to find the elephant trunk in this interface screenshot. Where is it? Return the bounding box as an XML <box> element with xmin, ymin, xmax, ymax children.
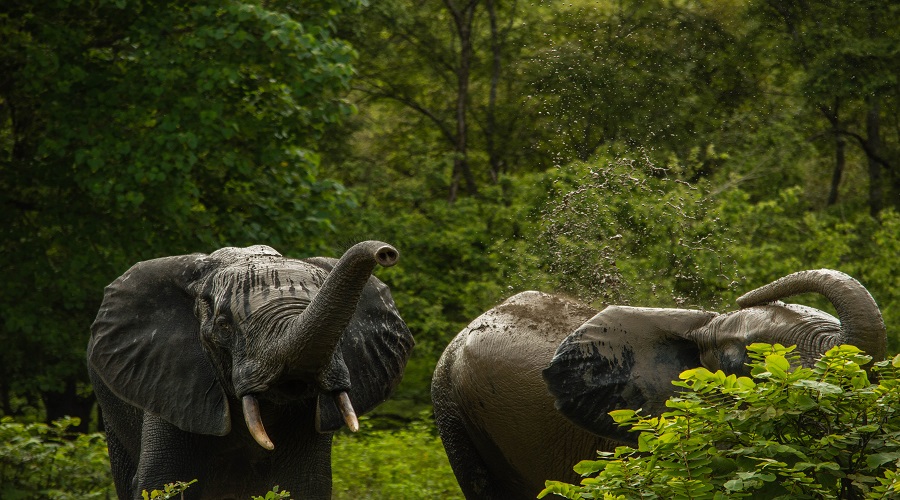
<box><xmin>736</xmin><ymin>269</ymin><xmax>886</xmax><ymax>362</ymax></box>
<box><xmin>282</xmin><ymin>241</ymin><xmax>399</xmax><ymax>374</ymax></box>
<box><xmin>241</xmin><ymin>241</ymin><xmax>398</xmax><ymax>450</ymax></box>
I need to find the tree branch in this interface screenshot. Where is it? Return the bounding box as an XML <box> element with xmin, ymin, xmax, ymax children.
<box><xmin>836</xmin><ymin>130</ymin><xmax>894</xmax><ymax>172</ymax></box>
<box><xmin>351</xmin><ymin>84</ymin><xmax>457</xmax><ymax>146</ymax></box>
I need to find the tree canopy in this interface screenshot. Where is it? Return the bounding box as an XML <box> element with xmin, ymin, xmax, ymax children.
<box><xmin>1</xmin><ymin>0</ymin><xmax>360</xmax><ymax>424</ymax></box>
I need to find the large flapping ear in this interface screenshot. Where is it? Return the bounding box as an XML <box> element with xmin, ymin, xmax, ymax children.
<box><xmin>543</xmin><ymin>305</ymin><xmax>716</xmax><ymax>443</ymax></box>
<box><xmin>88</xmin><ymin>254</ymin><xmax>231</xmax><ymax>436</ymax></box>
<box><xmin>305</xmin><ymin>257</ymin><xmax>415</xmax><ymax>432</ymax></box>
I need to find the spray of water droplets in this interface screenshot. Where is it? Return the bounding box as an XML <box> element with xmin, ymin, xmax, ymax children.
<box><xmin>505</xmin><ymin>150</ymin><xmax>741</xmax><ymax>310</ymax></box>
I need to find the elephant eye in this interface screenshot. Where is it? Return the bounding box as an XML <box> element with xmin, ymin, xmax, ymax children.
<box><xmin>215</xmin><ymin>316</ymin><xmax>234</xmax><ymax>338</ymax></box>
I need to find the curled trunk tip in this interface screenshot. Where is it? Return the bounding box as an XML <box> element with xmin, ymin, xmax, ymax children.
<box><xmin>737</xmin><ymin>269</ymin><xmax>886</xmax><ymax>362</ymax></box>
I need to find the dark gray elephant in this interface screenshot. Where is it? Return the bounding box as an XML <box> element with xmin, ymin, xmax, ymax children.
<box><xmin>431</xmin><ymin>269</ymin><xmax>886</xmax><ymax>499</ymax></box>
<box><xmin>88</xmin><ymin>241</ymin><xmax>414</xmax><ymax>499</ymax></box>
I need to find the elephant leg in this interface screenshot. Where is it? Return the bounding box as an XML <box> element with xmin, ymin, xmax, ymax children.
<box><xmin>89</xmin><ymin>369</ymin><xmax>142</xmax><ymax>498</ymax></box>
<box><xmin>105</xmin><ymin>427</ymin><xmax>137</xmax><ymax>499</ymax></box>
<box><xmin>267</xmin><ymin>408</ymin><xmax>335</xmax><ymax>499</ymax></box>
<box><xmin>134</xmin><ymin>414</ymin><xmax>205</xmax><ymax>499</ymax></box>
<box><xmin>433</xmin><ymin>349</ymin><xmax>522</xmax><ymax>499</ymax></box>
<box><xmin>434</xmin><ymin>407</ymin><xmax>511</xmax><ymax>498</ymax></box>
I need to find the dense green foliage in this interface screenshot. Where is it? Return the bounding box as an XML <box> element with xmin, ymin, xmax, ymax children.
<box><xmin>0</xmin><ymin>417</ymin><xmax>459</xmax><ymax>499</ymax></box>
<box><xmin>331</xmin><ymin>418</ymin><xmax>462</xmax><ymax>499</ymax></box>
<box><xmin>1</xmin><ymin>0</ymin><xmax>898</xmax><ymax>495</ymax></box>
<box><xmin>322</xmin><ymin>0</ymin><xmax>900</xmax><ymax>422</ymax></box>
<box><xmin>0</xmin><ymin>417</ymin><xmax>113</xmax><ymax>499</ymax></box>
<box><xmin>540</xmin><ymin>344</ymin><xmax>900</xmax><ymax>499</ymax></box>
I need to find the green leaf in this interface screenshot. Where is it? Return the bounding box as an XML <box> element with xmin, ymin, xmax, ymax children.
<box><xmin>793</xmin><ymin>379</ymin><xmax>843</xmax><ymax>394</ymax></box>
<box><xmin>765</xmin><ymin>354</ymin><xmax>791</xmax><ymax>378</ymax></box>
<box><xmin>724</xmin><ymin>478</ymin><xmax>744</xmax><ymax>491</ymax></box>
<box><xmin>609</xmin><ymin>409</ymin><xmax>637</xmax><ymax>423</ymax></box>
<box><xmin>790</xmin><ymin>393</ymin><xmax>818</xmax><ymax>410</ymax></box>
<box><xmin>574</xmin><ymin>460</ymin><xmax>608</xmax><ymax>476</ymax></box>
<box><xmin>538</xmin><ymin>481</ymin><xmax>585</xmax><ymax>500</ymax></box>
<box><xmin>867</xmin><ymin>452</ymin><xmax>900</xmax><ymax>469</ymax></box>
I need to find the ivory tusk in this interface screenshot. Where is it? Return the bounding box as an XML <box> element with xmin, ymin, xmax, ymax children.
<box><xmin>242</xmin><ymin>395</ymin><xmax>275</xmax><ymax>450</ymax></box>
<box><xmin>336</xmin><ymin>391</ymin><xmax>359</xmax><ymax>432</ymax></box>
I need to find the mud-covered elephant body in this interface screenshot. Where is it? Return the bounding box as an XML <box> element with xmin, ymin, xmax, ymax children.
<box><xmin>88</xmin><ymin>241</ymin><xmax>414</xmax><ymax>499</ymax></box>
<box><xmin>432</xmin><ymin>291</ymin><xmax>614</xmax><ymax>498</ymax></box>
<box><xmin>433</xmin><ymin>270</ymin><xmax>886</xmax><ymax>499</ymax></box>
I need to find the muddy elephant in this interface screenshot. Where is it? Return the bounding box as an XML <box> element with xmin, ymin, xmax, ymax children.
<box><xmin>431</xmin><ymin>269</ymin><xmax>886</xmax><ymax>499</ymax></box>
<box><xmin>88</xmin><ymin>241</ymin><xmax>414</xmax><ymax>499</ymax></box>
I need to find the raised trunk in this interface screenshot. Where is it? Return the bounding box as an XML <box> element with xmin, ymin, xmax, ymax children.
<box><xmin>242</xmin><ymin>241</ymin><xmax>398</xmax><ymax>449</ymax></box>
<box><xmin>283</xmin><ymin>241</ymin><xmax>399</xmax><ymax>375</ymax></box>
<box><xmin>736</xmin><ymin>269</ymin><xmax>886</xmax><ymax>362</ymax></box>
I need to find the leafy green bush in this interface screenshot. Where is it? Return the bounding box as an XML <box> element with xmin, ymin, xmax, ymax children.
<box><xmin>0</xmin><ymin>417</ymin><xmax>114</xmax><ymax>499</ymax></box>
<box><xmin>0</xmin><ymin>414</ymin><xmax>458</xmax><ymax>499</ymax></box>
<box><xmin>541</xmin><ymin>344</ymin><xmax>900</xmax><ymax>499</ymax></box>
<box><xmin>141</xmin><ymin>480</ymin><xmax>197</xmax><ymax>499</ymax></box>
<box><xmin>331</xmin><ymin>417</ymin><xmax>462</xmax><ymax>499</ymax></box>
<box><xmin>140</xmin><ymin>481</ymin><xmax>292</xmax><ymax>499</ymax></box>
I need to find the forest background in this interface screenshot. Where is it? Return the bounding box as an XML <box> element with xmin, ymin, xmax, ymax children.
<box><xmin>1</xmin><ymin>0</ymin><xmax>899</xmax><ymax>497</ymax></box>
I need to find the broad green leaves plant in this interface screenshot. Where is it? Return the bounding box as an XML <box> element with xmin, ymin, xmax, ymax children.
<box><xmin>541</xmin><ymin>344</ymin><xmax>900</xmax><ymax>499</ymax></box>
<box><xmin>0</xmin><ymin>417</ymin><xmax>114</xmax><ymax>499</ymax></box>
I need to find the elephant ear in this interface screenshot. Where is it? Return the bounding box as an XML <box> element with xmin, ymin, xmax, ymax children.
<box><xmin>305</xmin><ymin>257</ymin><xmax>415</xmax><ymax>432</ymax></box>
<box><xmin>88</xmin><ymin>254</ymin><xmax>231</xmax><ymax>436</ymax></box>
<box><xmin>543</xmin><ymin>305</ymin><xmax>716</xmax><ymax>443</ymax></box>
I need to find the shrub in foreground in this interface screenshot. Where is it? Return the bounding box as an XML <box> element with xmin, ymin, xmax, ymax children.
<box><xmin>0</xmin><ymin>416</ymin><xmax>114</xmax><ymax>499</ymax></box>
<box><xmin>541</xmin><ymin>344</ymin><xmax>900</xmax><ymax>499</ymax></box>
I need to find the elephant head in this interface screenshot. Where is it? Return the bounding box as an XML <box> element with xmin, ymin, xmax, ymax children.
<box><xmin>543</xmin><ymin>269</ymin><xmax>886</xmax><ymax>443</ymax></box>
<box><xmin>88</xmin><ymin>240</ymin><xmax>413</xmax><ymax>450</ymax></box>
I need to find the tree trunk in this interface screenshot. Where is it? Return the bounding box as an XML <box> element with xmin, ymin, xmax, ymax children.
<box><xmin>0</xmin><ymin>378</ymin><xmax>11</xmax><ymax>416</ymax></box>
<box><xmin>42</xmin><ymin>378</ymin><xmax>94</xmax><ymax>433</ymax></box>
<box><xmin>447</xmin><ymin>0</ymin><xmax>479</xmax><ymax>202</ymax></box>
<box><xmin>826</xmin><ymin>134</ymin><xmax>845</xmax><ymax>206</ymax></box>
<box><xmin>824</xmin><ymin>99</ymin><xmax>844</xmax><ymax>206</ymax></box>
<box><xmin>485</xmin><ymin>0</ymin><xmax>501</xmax><ymax>183</ymax></box>
<box><xmin>865</xmin><ymin>95</ymin><xmax>883</xmax><ymax>217</ymax></box>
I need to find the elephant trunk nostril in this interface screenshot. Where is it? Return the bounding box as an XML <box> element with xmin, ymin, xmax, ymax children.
<box><xmin>374</xmin><ymin>246</ymin><xmax>399</xmax><ymax>267</ymax></box>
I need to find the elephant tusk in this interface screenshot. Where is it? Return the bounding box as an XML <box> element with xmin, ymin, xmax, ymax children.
<box><xmin>336</xmin><ymin>391</ymin><xmax>359</xmax><ymax>432</ymax></box>
<box><xmin>242</xmin><ymin>395</ymin><xmax>275</xmax><ymax>450</ymax></box>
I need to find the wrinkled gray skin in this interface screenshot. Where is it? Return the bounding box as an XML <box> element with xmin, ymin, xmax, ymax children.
<box><xmin>88</xmin><ymin>241</ymin><xmax>413</xmax><ymax>500</ymax></box>
<box><xmin>432</xmin><ymin>269</ymin><xmax>886</xmax><ymax>499</ymax></box>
